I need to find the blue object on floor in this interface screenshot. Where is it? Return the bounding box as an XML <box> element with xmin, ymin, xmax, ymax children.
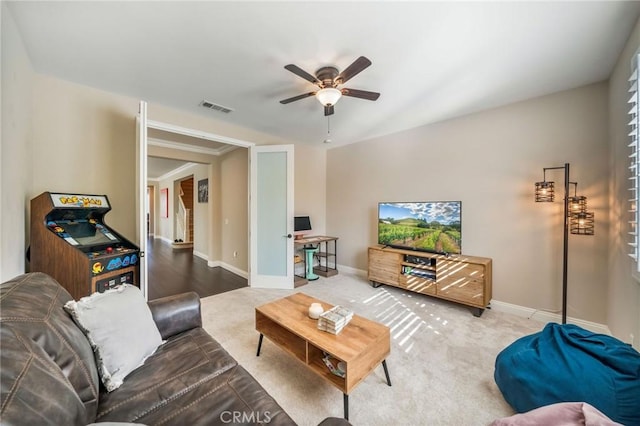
<box><xmin>304</xmin><ymin>246</ymin><xmax>319</xmax><ymax>281</ymax></box>
<box><xmin>494</xmin><ymin>323</ymin><xmax>640</xmax><ymax>426</ymax></box>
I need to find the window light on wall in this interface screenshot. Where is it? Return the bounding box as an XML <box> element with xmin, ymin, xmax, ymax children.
<box><xmin>629</xmin><ymin>53</ymin><xmax>640</xmax><ymax>267</ymax></box>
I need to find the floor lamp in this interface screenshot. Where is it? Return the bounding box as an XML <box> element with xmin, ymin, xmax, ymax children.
<box><xmin>535</xmin><ymin>163</ymin><xmax>594</xmax><ymax>324</ymax></box>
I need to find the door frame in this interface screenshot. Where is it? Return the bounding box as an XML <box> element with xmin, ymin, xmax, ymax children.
<box><xmin>136</xmin><ymin>102</ymin><xmax>148</xmax><ymax>299</ymax></box>
<box><xmin>137</xmin><ymin>103</ymin><xmax>294</xmax><ymax>293</ymax></box>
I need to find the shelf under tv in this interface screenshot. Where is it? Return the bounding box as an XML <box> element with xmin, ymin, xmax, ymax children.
<box><xmin>368</xmin><ymin>245</ymin><xmax>492</xmax><ymax>317</ymax></box>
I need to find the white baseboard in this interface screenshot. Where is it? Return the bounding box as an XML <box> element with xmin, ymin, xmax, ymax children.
<box><xmin>337</xmin><ymin>264</ymin><xmax>611</xmax><ymax>335</ymax></box>
<box><xmin>193</xmin><ymin>250</ymin><xmax>208</xmax><ymax>261</ymax></box>
<box><xmin>489</xmin><ymin>300</ymin><xmax>611</xmax><ymax>335</ymax></box>
<box><xmin>157</xmin><ymin>236</ymin><xmax>173</xmax><ymax>245</ymax></box>
<box><xmin>161</xmin><ymin>250</ymin><xmax>245</xmax><ymax>279</ymax></box>
<box><xmin>207</xmin><ymin>260</ymin><xmax>248</xmax><ymax>279</ymax></box>
<box><xmin>336</xmin><ymin>264</ymin><xmax>367</xmax><ymax>277</ymax></box>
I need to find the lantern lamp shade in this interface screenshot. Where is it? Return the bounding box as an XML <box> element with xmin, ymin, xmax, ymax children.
<box><xmin>570</xmin><ymin>211</ymin><xmax>595</xmax><ymax>235</ymax></box>
<box><xmin>535</xmin><ymin>181</ymin><xmax>554</xmax><ymax>202</ymax></box>
<box><xmin>568</xmin><ymin>195</ymin><xmax>587</xmax><ymax>215</ymax></box>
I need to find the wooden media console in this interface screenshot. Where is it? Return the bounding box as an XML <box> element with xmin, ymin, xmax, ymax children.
<box><xmin>368</xmin><ymin>246</ymin><xmax>492</xmax><ymax>316</ymax></box>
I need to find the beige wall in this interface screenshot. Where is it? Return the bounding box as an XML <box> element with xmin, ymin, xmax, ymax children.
<box><xmin>30</xmin><ymin>75</ymin><xmax>139</xmax><ymax>240</ymax></box>
<box><xmin>220</xmin><ymin>148</ymin><xmax>249</xmax><ymax>270</ymax></box>
<box><xmin>608</xmin><ymin>17</ymin><xmax>640</xmax><ymax>349</ymax></box>
<box><xmin>147</xmin><ymin>184</ymin><xmax>155</xmax><ymax>236</ymax></box>
<box><xmin>294</xmin><ymin>144</ymin><xmax>327</xmax><ymax>235</ymax></box>
<box><xmin>1</xmin><ymin>4</ymin><xmax>33</xmax><ymax>280</ymax></box>
<box><xmin>327</xmin><ymin>82</ymin><xmax>610</xmax><ymax>325</ymax></box>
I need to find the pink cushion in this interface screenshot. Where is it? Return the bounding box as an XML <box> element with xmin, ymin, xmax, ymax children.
<box><xmin>491</xmin><ymin>402</ymin><xmax>622</xmax><ymax>426</ymax></box>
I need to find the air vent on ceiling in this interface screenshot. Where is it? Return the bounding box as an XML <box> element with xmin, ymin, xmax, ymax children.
<box><xmin>200</xmin><ymin>100</ymin><xmax>234</xmax><ymax>114</ymax></box>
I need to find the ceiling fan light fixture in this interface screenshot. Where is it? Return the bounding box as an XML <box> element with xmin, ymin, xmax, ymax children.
<box><xmin>316</xmin><ymin>88</ymin><xmax>342</xmax><ymax>106</ymax></box>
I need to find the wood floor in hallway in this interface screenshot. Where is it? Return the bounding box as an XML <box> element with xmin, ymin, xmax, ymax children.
<box><xmin>147</xmin><ymin>237</ymin><xmax>247</xmax><ymax>300</ymax></box>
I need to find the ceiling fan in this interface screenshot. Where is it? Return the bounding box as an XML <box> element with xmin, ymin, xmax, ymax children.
<box><xmin>280</xmin><ymin>56</ymin><xmax>380</xmax><ymax>116</ymax></box>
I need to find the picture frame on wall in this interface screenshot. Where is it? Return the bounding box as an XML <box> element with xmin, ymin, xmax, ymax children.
<box><xmin>160</xmin><ymin>188</ymin><xmax>168</xmax><ymax>218</ymax></box>
<box><xmin>198</xmin><ymin>179</ymin><xmax>209</xmax><ymax>203</ymax></box>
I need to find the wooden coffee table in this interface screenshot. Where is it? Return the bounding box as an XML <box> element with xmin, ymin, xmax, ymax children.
<box><xmin>255</xmin><ymin>292</ymin><xmax>391</xmax><ymax>420</ymax></box>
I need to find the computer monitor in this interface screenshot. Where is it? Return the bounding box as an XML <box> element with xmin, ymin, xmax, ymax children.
<box><xmin>294</xmin><ymin>216</ymin><xmax>312</xmax><ymax>238</ymax></box>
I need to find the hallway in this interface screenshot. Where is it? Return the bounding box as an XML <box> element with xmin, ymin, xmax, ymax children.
<box><xmin>147</xmin><ymin>237</ymin><xmax>247</xmax><ymax>300</ymax></box>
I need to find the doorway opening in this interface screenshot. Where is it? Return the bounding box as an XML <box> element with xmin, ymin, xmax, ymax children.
<box><xmin>145</xmin><ymin>131</ymin><xmax>249</xmax><ymax>299</ymax></box>
<box><xmin>172</xmin><ymin>175</ymin><xmax>194</xmax><ymax>249</ymax></box>
<box><xmin>137</xmin><ymin>103</ymin><xmax>295</xmax><ymax>296</ymax></box>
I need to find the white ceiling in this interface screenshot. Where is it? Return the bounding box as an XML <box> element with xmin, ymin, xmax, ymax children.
<box><xmin>7</xmin><ymin>1</ymin><xmax>640</xmax><ymax>148</ymax></box>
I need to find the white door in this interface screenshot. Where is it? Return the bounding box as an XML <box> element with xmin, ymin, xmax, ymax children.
<box><xmin>136</xmin><ymin>101</ymin><xmax>149</xmax><ymax>299</ymax></box>
<box><xmin>249</xmin><ymin>145</ymin><xmax>294</xmax><ymax>289</ymax></box>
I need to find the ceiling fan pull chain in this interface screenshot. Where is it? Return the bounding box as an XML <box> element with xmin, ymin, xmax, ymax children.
<box><xmin>324</xmin><ymin>116</ymin><xmax>332</xmax><ymax>144</ymax></box>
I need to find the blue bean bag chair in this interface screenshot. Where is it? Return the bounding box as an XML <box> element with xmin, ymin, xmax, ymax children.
<box><xmin>494</xmin><ymin>323</ymin><xmax>640</xmax><ymax>426</ymax></box>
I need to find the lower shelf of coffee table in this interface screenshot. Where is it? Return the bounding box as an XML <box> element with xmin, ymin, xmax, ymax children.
<box><xmin>256</xmin><ymin>311</ymin><xmax>347</xmax><ymax>391</ymax></box>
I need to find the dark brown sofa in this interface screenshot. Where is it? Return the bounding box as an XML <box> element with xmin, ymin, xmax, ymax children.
<box><xmin>0</xmin><ymin>272</ymin><xmax>313</xmax><ymax>425</ymax></box>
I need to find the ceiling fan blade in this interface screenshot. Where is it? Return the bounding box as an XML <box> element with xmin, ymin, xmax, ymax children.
<box><xmin>341</xmin><ymin>88</ymin><xmax>380</xmax><ymax>101</ymax></box>
<box><xmin>280</xmin><ymin>92</ymin><xmax>316</xmax><ymax>104</ymax></box>
<box><xmin>284</xmin><ymin>64</ymin><xmax>322</xmax><ymax>85</ymax></box>
<box><xmin>336</xmin><ymin>56</ymin><xmax>372</xmax><ymax>84</ymax></box>
<box><xmin>324</xmin><ymin>105</ymin><xmax>335</xmax><ymax>116</ymax></box>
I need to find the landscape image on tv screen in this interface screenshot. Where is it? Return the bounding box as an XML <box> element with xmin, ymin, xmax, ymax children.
<box><xmin>378</xmin><ymin>201</ymin><xmax>461</xmax><ymax>254</ymax></box>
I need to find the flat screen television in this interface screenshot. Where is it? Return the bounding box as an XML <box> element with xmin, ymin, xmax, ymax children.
<box><xmin>377</xmin><ymin>201</ymin><xmax>462</xmax><ymax>254</ymax></box>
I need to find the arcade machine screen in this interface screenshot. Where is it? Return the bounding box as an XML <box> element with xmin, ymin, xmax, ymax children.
<box><xmin>49</xmin><ymin>219</ymin><xmax>120</xmax><ymax>250</ymax></box>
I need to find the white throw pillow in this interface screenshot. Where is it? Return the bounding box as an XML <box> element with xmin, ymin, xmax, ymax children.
<box><xmin>64</xmin><ymin>284</ymin><xmax>163</xmax><ymax>392</ymax></box>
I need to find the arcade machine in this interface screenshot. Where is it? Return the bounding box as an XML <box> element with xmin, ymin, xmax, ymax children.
<box><xmin>30</xmin><ymin>192</ymin><xmax>140</xmax><ymax>300</ymax></box>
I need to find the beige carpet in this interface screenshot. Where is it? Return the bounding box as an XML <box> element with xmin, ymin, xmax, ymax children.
<box><xmin>200</xmin><ymin>272</ymin><xmax>543</xmax><ymax>426</ymax></box>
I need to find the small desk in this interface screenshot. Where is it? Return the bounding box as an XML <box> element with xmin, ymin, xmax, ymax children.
<box><xmin>294</xmin><ymin>236</ymin><xmax>339</xmax><ymax>284</ymax></box>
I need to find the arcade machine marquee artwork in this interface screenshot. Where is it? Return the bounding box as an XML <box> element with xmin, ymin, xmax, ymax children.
<box><xmin>30</xmin><ymin>192</ymin><xmax>140</xmax><ymax>300</ymax></box>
